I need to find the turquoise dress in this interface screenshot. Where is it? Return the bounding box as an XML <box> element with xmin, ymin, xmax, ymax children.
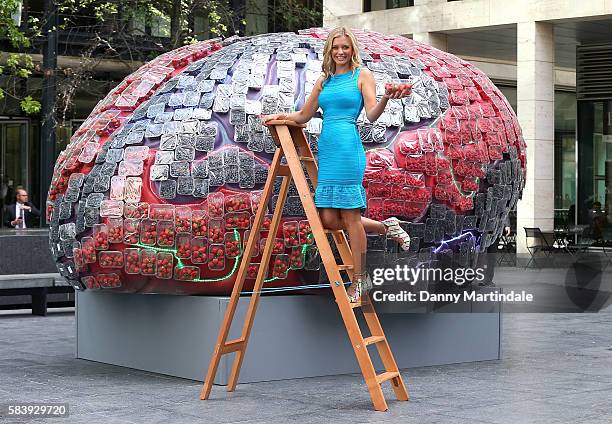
<box><xmin>315</xmin><ymin>67</ymin><xmax>367</xmax><ymax>210</ymax></box>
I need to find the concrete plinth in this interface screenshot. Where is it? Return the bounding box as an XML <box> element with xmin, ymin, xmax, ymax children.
<box><xmin>76</xmin><ymin>291</ymin><xmax>501</xmax><ymax>384</ymax></box>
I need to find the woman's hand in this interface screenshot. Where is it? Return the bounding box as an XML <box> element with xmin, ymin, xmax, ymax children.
<box><xmin>260</xmin><ymin>113</ymin><xmax>288</xmax><ymax>127</ymax></box>
<box><xmin>384</xmin><ymin>83</ymin><xmax>412</xmax><ymax>100</ymax></box>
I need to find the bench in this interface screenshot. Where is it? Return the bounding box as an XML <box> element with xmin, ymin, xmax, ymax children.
<box><xmin>0</xmin><ymin>273</ymin><xmax>74</xmax><ymax>316</ymax></box>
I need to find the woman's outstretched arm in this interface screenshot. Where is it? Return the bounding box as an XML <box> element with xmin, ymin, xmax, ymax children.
<box><xmin>360</xmin><ymin>67</ymin><xmax>405</xmax><ymax>123</ymax></box>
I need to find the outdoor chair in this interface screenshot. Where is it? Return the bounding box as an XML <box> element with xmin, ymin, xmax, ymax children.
<box><xmin>523</xmin><ymin>227</ymin><xmax>554</xmax><ymax>268</ymax></box>
<box><xmin>497</xmin><ymin>233</ymin><xmax>516</xmax><ymax>266</ymax></box>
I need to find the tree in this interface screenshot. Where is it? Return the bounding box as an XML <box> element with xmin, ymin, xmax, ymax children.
<box><xmin>0</xmin><ymin>0</ymin><xmax>41</xmax><ymax>114</ymax></box>
<box><xmin>0</xmin><ymin>1</ymin><xmax>239</xmax><ymax>119</ymax></box>
<box><xmin>0</xmin><ymin>0</ymin><xmax>322</xmax><ymax>120</ymax></box>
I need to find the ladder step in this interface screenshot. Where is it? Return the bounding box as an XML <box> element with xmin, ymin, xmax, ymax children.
<box><xmin>324</xmin><ymin>229</ymin><xmax>344</xmax><ymax>234</ymax></box>
<box><xmin>376</xmin><ymin>371</ymin><xmax>400</xmax><ymax>385</ymax></box>
<box><xmin>350</xmin><ymin>299</ymin><xmax>369</xmax><ymax>309</ymax></box>
<box><xmin>338</xmin><ymin>265</ymin><xmax>354</xmax><ymax>271</ymax></box>
<box><xmin>298</xmin><ymin>156</ymin><xmax>315</xmax><ymax>162</ymax></box>
<box><xmin>221</xmin><ymin>339</ymin><xmax>246</xmax><ymax>354</ymax></box>
<box><xmin>364</xmin><ymin>335</ymin><xmax>386</xmax><ymax>346</ymax></box>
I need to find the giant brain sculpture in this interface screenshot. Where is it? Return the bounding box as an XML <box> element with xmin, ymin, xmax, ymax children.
<box><xmin>47</xmin><ymin>28</ymin><xmax>526</xmax><ymax>295</ymax></box>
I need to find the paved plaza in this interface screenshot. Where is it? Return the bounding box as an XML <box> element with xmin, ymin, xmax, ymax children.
<box><xmin>1</xmin><ymin>302</ymin><xmax>611</xmax><ymax>423</ymax></box>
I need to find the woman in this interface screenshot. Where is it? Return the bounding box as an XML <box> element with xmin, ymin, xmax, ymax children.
<box><xmin>262</xmin><ymin>27</ymin><xmax>411</xmax><ymax>302</ymax></box>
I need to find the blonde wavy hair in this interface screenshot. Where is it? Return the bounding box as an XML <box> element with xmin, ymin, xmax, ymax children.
<box><xmin>322</xmin><ymin>27</ymin><xmax>362</xmax><ymax>83</ymax></box>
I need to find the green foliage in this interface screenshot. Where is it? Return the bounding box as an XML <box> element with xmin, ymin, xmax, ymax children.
<box><xmin>0</xmin><ymin>0</ymin><xmax>30</xmax><ymax>48</ymax></box>
<box><xmin>17</xmin><ymin>68</ymin><xmax>31</xmax><ymax>78</ymax></box>
<box><xmin>270</xmin><ymin>0</ymin><xmax>323</xmax><ymax>33</ymax></box>
<box><xmin>20</xmin><ymin>96</ymin><xmax>41</xmax><ymax>115</ymax></box>
<box><xmin>0</xmin><ymin>0</ymin><xmax>322</xmax><ymax>119</ymax></box>
<box><xmin>0</xmin><ymin>1</ymin><xmax>37</xmax><ymax>115</ymax></box>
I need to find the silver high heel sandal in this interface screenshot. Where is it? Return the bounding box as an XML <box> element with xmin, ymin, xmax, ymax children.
<box><xmin>382</xmin><ymin>217</ymin><xmax>411</xmax><ymax>251</ymax></box>
<box><xmin>347</xmin><ymin>272</ymin><xmax>371</xmax><ymax>303</ymax></box>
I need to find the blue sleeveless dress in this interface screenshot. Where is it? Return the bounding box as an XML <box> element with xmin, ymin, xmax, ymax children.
<box><xmin>315</xmin><ymin>67</ymin><xmax>367</xmax><ymax>210</ymax></box>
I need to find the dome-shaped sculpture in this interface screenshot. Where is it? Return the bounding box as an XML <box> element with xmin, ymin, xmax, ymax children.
<box><xmin>47</xmin><ymin>28</ymin><xmax>526</xmax><ymax>295</ymax></box>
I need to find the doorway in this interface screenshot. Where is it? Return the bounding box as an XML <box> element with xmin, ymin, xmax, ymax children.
<box><xmin>0</xmin><ymin>121</ymin><xmax>30</xmax><ymax>227</ymax></box>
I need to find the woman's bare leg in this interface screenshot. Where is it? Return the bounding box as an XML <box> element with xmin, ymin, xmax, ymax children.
<box><xmin>340</xmin><ymin>209</ymin><xmax>367</xmax><ymax>298</ymax></box>
<box><xmin>318</xmin><ymin>208</ymin><xmax>343</xmax><ymax>230</ymax></box>
<box><xmin>361</xmin><ymin>216</ymin><xmax>386</xmax><ymax>235</ymax></box>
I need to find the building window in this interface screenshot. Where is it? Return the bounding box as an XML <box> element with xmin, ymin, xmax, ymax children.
<box><xmin>554</xmin><ymin>91</ymin><xmax>577</xmax><ymax>228</ymax></box>
<box><xmin>577</xmin><ymin>99</ymin><xmax>612</xmax><ymax>240</ymax></box>
<box><xmin>386</xmin><ymin>0</ymin><xmax>414</xmax><ymax>8</ymax></box>
<box><xmin>496</xmin><ymin>85</ymin><xmax>517</xmax><ymax>113</ymax></box>
<box><xmin>365</xmin><ymin>0</ymin><xmax>413</xmax><ymax>11</ymax></box>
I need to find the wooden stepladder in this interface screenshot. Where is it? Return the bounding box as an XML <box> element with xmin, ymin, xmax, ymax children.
<box><xmin>200</xmin><ymin>120</ymin><xmax>409</xmax><ymax>411</ymax></box>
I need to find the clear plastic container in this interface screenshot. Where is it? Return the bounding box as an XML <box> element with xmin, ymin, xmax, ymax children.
<box><xmin>224</xmin><ymin>232</ymin><xmax>242</xmax><ymax>258</ymax></box>
<box><xmin>462</xmin><ymin>177</ymin><xmax>479</xmax><ymax>192</ymax></box>
<box><xmin>123</xmin><ymin>218</ymin><xmax>140</xmax><ymax>244</ymax></box>
<box><xmin>208</xmin><ymin>244</ymin><xmax>226</xmax><ymax>270</ymax></box>
<box><xmin>140</xmin><ymin>219</ymin><xmax>157</xmax><ymax>246</ymax></box>
<box><xmin>98</xmin><ymin>273</ymin><xmax>122</xmax><ymax>288</ymax></box>
<box><xmin>82</xmin><ymin>276</ymin><xmax>100</xmax><ymax>290</ymax></box>
<box><xmin>175</xmin><ymin>206</ymin><xmax>192</xmax><ymax>233</ymax></box>
<box><xmin>270</xmin><ymin>254</ymin><xmax>289</xmax><ymax>279</ymax></box>
<box><xmin>124</xmin><ymin>248</ymin><xmax>141</xmax><ymax>274</ymax></box>
<box><xmin>404</xmin><ymin>202</ymin><xmax>427</xmax><ymax>219</ymax></box>
<box><xmin>298</xmin><ymin>220</ymin><xmax>313</xmax><ymax>245</ymax></box>
<box><xmin>124</xmin><ymin>177</ymin><xmax>143</xmax><ymax>203</ymax></box>
<box><xmin>224</xmin><ymin>211</ymin><xmax>250</xmax><ymax>230</ymax></box>
<box><xmin>304</xmin><ymin>245</ymin><xmax>320</xmax><ymax>271</ymax></box>
<box><xmin>149</xmin><ymin>204</ymin><xmax>175</xmax><ymax>221</ymax></box>
<box><xmin>417</xmin><ymin>128</ymin><xmax>434</xmax><ymax>152</ymax></box>
<box><xmin>382</xmin><ymin>167</ymin><xmax>406</xmax><ymax>185</ymax></box>
<box><xmin>81</xmin><ymin>236</ymin><xmax>97</xmax><ymax>263</ymax></box>
<box><xmin>367</xmin><ymin>182</ymin><xmax>391</xmax><ymax>198</ymax></box>
<box><xmin>93</xmin><ymin>223</ymin><xmax>109</xmax><ymax>250</ymax></box>
<box><xmin>224</xmin><ymin>192</ymin><xmax>250</xmax><ymax>212</ymax></box>
<box><xmin>191</xmin><ymin>210</ymin><xmax>208</xmax><ymax>236</ymax></box>
<box><xmin>176</xmin><ymin>233</ymin><xmax>192</xmax><ymax>259</ymax></box>
<box><xmin>99</xmin><ymin>251</ymin><xmax>124</xmax><ymax>268</ymax></box>
<box><xmin>282</xmin><ymin>221</ymin><xmax>299</xmax><ymax>248</ymax></box>
<box><xmin>207</xmin><ymin>192</ymin><xmax>224</xmax><ymax>218</ymax></box>
<box><xmin>156</xmin><ymin>220</ymin><xmax>175</xmax><ymax>247</ymax></box>
<box><xmin>155</xmin><ymin>252</ymin><xmax>173</xmax><ymax>279</ymax></box>
<box><xmin>366</xmin><ymin>198</ymin><xmax>384</xmax><ymax>221</ymax></box>
<box><xmin>110</xmin><ymin>175</ymin><xmax>126</xmax><ymax>200</ymax></box>
<box><xmin>383</xmin><ymin>199</ymin><xmax>404</xmax><ymax>218</ymax></box>
<box><xmin>107</xmin><ymin>217</ymin><xmax>124</xmax><ymax>243</ymax></box>
<box><xmin>249</xmin><ymin>190</ymin><xmax>264</xmax><ymax>214</ymax></box>
<box><xmin>191</xmin><ymin>237</ymin><xmax>208</xmax><ymax>264</ymax></box>
<box><xmin>140</xmin><ymin>249</ymin><xmax>157</xmax><ymax>275</ymax></box>
<box><xmin>174</xmin><ymin>265</ymin><xmax>200</xmax><ymax>281</ymax></box>
<box><xmin>73</xmin><ymin>245</ymin><xmax>84</xmax><ymax>272</ymax></box>
<box><xmin>289</xmin><ymin>246</ymin><xmax>305</xmax><ymax>269</ymax></box>
<box><xmin>208</xmin><ymin>218</ymin><xmax>224</xmax><ymax>243</ymax></box>
<box><xmin>124</xmin><ymin>202</ymin><xmax>149</xmax><ymax>219</ymax></box>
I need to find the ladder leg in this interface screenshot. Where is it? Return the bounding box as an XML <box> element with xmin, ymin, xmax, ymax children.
<box><xmin>200</xmin><ymin>344</ymin><xmax>224</xmax><ymax>399</ymax></box>
<box><xmin>275</xmin><ymin>125</ymin><xmax>392</xmax><ymax>411</ymax></box>
<box><xmin>200</xmin><ymin>147</ymin><xmax>286</xmax><ymax>399</ymax></box>
<box><xmin>332</xmin><ymin>224</ymin><xmax>408</xmax><ymax>403</ymax></box>
<box><xmin>361</xmin><ymin>297</ymin><xmax>410</xmax><ymax>402</ymax></box>
<box><xmin>226</xmin><ymin>172</ymin><xmax>293</xmax><ymax>391</ymax></box>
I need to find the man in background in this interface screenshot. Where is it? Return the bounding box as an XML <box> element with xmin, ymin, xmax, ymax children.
<box><xmin>2</xmin><ymin>188</ymin><xmax>41</xmax><ymax>228</ymax></box>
